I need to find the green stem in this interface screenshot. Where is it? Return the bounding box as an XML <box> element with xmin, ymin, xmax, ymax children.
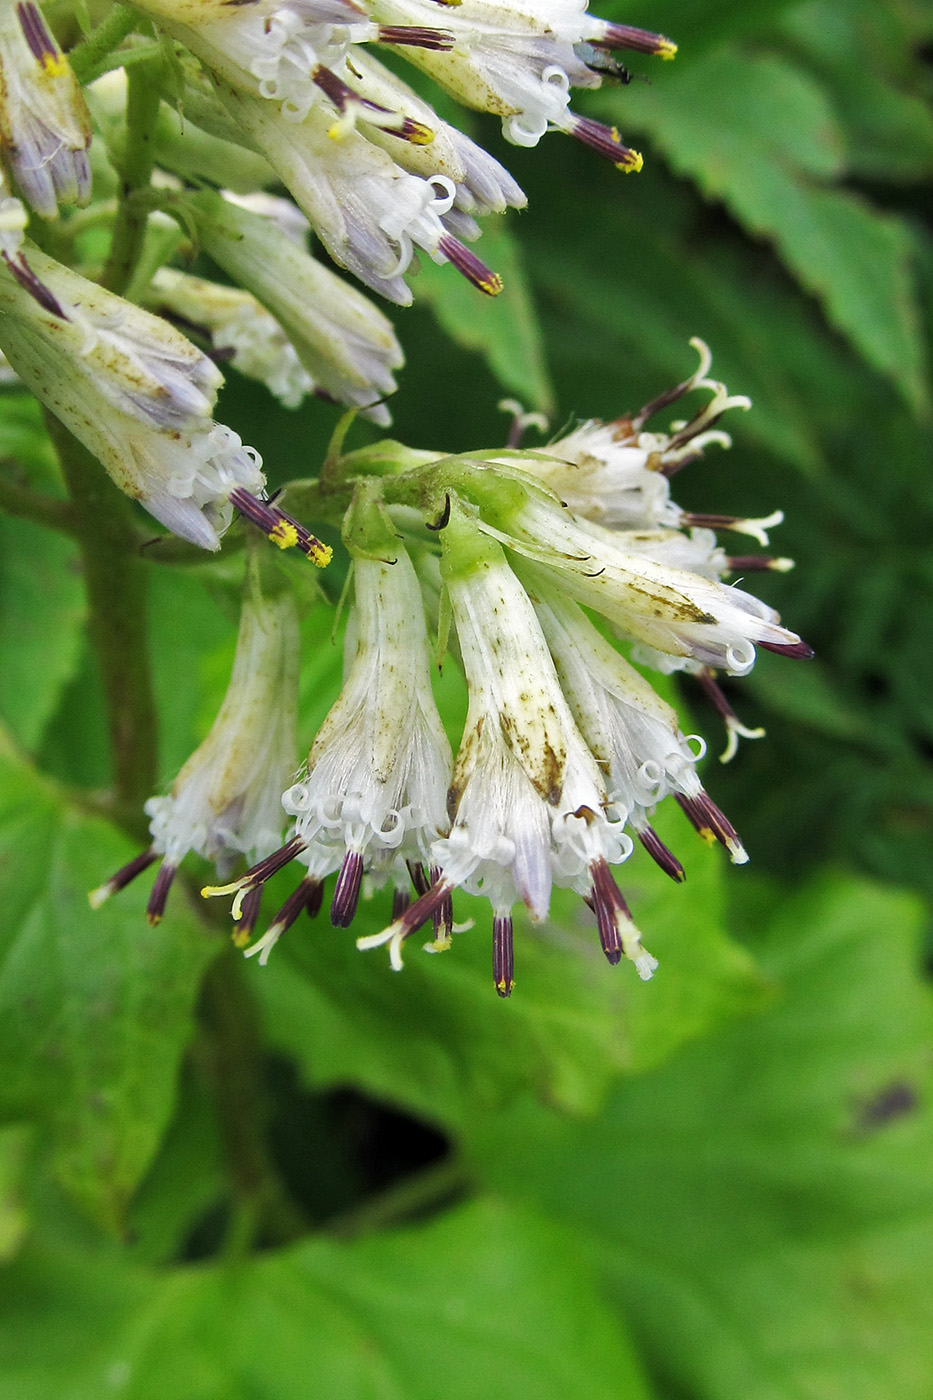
<box><xmin>0</xmin><ymin>470</ymin><xmax>77</xmax><ymax>534</ymax></box>
<box><xmin>45</xmin><ymin>414</ymin><xmax>158</xmax><ymax>808</ymax></box>
<box><xmin>325</xmin><ymin>1157</ymin><xmax>471</xmax><ymax>1240</ymax></box>
<box><xmin>68</xmin><ymin>5</ymin><xmax>138</xmax><ymax>85</ymax></box>
<box><xmin>196</xmin><ymin>951</ymin><xmax>308</xmax><ymax>1253</ymax></box>
<box><xmin>101</xmin><ymin>62</ymin><xmax>162</xmax><ymax>296</ymax></box>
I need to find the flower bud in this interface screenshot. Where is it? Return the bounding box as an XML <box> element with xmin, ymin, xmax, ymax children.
<box><xmin>0</xmin><ymin>244</ymin><xmax>264</xmax><ymax>548</ymax></box>
<box><xmin>0</xmin><ymin>1</ymin><xmax>91</xmax><ymax>217</ymax></box>
<box><xmin>91</xmin><ymin>565</ymin><xmax>301</xmax><ymax>925</ymax></box>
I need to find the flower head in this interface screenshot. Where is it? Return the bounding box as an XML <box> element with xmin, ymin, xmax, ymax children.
<box><xmin>182</xmin><ymin>189</ymin><xmax>404</xmax><ymax>422</ymax></box>
<box><xmin>0</xmin><ymin>244</ymin><xmax>331</xmax><ymax>558</ymax></box>
<box><xmin>358</xmin><ymin>504</ymin><xmax>655</xmax><ymax>990</ymax></box>
<box><xmin>206</xmin><ymin>493</ymin><xmax>452</xmax><ymax>961</ymax></box>
<box><xmin>90</xmin><ymin>565</ymin><xmax>301</xmax><ymax>926</ymax></box>
<box><xmin>0</xmin><ymin>1</ymin><xmax>91</xmax><ymax>217</ymax></box>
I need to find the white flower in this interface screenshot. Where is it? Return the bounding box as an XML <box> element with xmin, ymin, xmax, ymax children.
<box><xmin>0</xmin><ymin>244</ymin><xmax>266</xmax><ymax>549</ymax></box>
<box><xmin>90</xmin><ymin>576</ymin><xmax>300</xmax><ymax>924</ymax></box>
<box><xmin>280</xmin><ymin>540</ymin><xmax>452</xmax><ymax>930</ymax></box>
<box><xmin>324</xmin><ymin>48</ymin><xmax>526</xmax><ymax>216</ymax></box>
<box><xmin>132</xmin><ymin>0</ymin><xmax>375</xmax><ymax>121</ymax></box>
<box><xmin>148</xmin><ymin>266</ymin><xmax>315</xmax><ymax>410</ymax></box>
<box><xmin>361</xmin><ymin>0</ymin><xmax>652</xmax><ymax>163</ymax></box>
<box><xmin>476</xmin><ymin>484</ymin><xmax>810</xmax><ymax>675</ymax></box>
<box><xmin>513</xmin><ymin>339</ymin><xmax>756</xmax><ymax>530</ymax></box>
<box><xmin>0</xmin><ymin>0</ymin><xmax>91</xmax><ymax>217</ymax></box>
<box><xmin>214</xmin><ymin>80</ymin><xmax>502</xmax><ymax>301</ymax></box>
<box><xmin>185</xmin><ymin>190</ymin><xmax>404</xmax><ymax>422</ymax></box>
<box><xmin>533</xmin><ymin>590</ymin><xmax>748</xmax><ymax>868</ymax></box>
<box><xmin>359</xmin><ymin>508</ymin><xmax>655</xmax><ymax>990</ymax></box>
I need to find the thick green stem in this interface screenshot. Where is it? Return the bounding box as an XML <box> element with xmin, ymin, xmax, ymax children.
<box><xmin>101</xmin><ymin>63</ymin><xmax>161</xmax><ymax>296</ymax></box>
<box><xmin>45</xmin><ymin>414</ymin><xmax>158</xmax><ymax>808</ymax></box>
<box><xmin>68</xmin><ymin>6</ymin><xmax>138</xmax><ymax>85</ymax></box>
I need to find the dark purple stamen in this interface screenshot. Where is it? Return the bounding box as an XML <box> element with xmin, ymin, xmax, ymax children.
<box><xmin>637</xmin><ymin>826</ymin><xmax>685</xmax><ymax>882</ymax></box>
<box><xmin>147</xmin><ymin>861</ymin><xmax>178</xmax><ymax>925</ymax></box>
<box><xmin>393</xmin><ymin>876</ymin><xmax>454</xmax><ymax>940</ymax></box>
<box><xmin>726</xmin><ymin>556</ymin><xmax>783</xmax><ymax>573</ymax></box>
<box><xmin>378</xmin><ymin>24</ymin><xmax>454</xmax><ymax>49</ymax></box>
<box><xmin>392</xmin><ymin>885</ymin><xmax>411</xmax><ymax>921</ymax></box>
<box><xmin>236</xmin><ymin>835</ymin><xmax>307</xmax><ymax>893</ymax></box>
<box><xmin>588</xmin><ymin>858</ymin><xmax>635</xmax><ymax>965</ymax></box>
<box><xmin>17</xmin><ymin>2</ymin><xmax>58</xmax><ymax>64</ymax></box>
<box><xmin>228</xmin><ymin>488</ymin><xmax>330</xmax><ymax>565</ymax></box>
<box><xmin>659</xmin><ymin>450</ymin><xmax>702</xmax><ymax>478</ymax></box>
<box><xmin>675</xmin><ymin>791</ymin><xmax>742</xmax><ymax>855</ymax></box>
<box><xmin>312</xmin><ymin>66</ymin><xmax>431</xmax><ymax>142</ymax></box>
<box><xmin>594</xmin><ymin>23</ymin><xmax>676</xmax><ymax>56</ymax></box>
<box><xmin>437</xmin><ymin>235</ymin><xmax>503</xmax><ymax>296</ymax></box>
<box><xmin>272</xmin><ymin>877</ymin><xmax>322</xmax><ymax>936</ymax></box>
<box><xmin>2</xmin><ymin>252</ymin><xmax>68</xmax><ymax>319</ymax></box>
<box><xmin>567</xmin><ymin>115</ymin><xmax>642</xmax><ymax>170</ymax></box>
<box><xmin>331</xmin><ymin>850</ymin><xmax>364</xmax><ymax>927</ymax></box>
<box><xmin>696</xmin><ymin>666</ymin><xmax>735</xmax><ymax>722</ymax></box>
<box><xmin>493</xmin><ymin>914</ymin><xmax>514</xmax><ymax>997</ymax></box>
<box><xmin>407</xmin><ymin>860</ymin><xmax>431</xmax><ymax>897</ymax></box>
<box><xmin>305</xmin><ymin>879</ymin><xmax>324</xmax><ymax>920</ymax></box>
<box><xmin>234</xmin><ymin>884</ymin><xmax>264</xmax><ymax>941</ymax></box>
<box><xmin>100</xmin><ymin>847</ymin><xmax>159</xmax><ymax>897</ymax></box>
<box><xmin>758</xmin><ymin>639</ymin><xmax>815</xmax><ymax>660</ymax></box>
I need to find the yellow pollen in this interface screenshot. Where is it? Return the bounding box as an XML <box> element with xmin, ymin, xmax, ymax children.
<box><xmin>482</xmin><ymin>274</ymin><xmax>504</xmax><ymax>296</ymax></box>
<box><xmin>146</xmin><ymin>911</ymin><xmax>162</xmax><ymax>928</ymax></box>
<box><xmin>269</xmin><ymin>520</ymin><xmax>300</xmax><ymax>550</ymax></box>
<box><xmin>658</xmin><ymin>38</ymin><xmax>677</xmax><ymax>59</ymax></box>
<box><xmin>231</xmin><ymin>926</ymin><xmax>252</xmax><ymax>949</ymax></box>
<box><xmin>697</xmin><ymin>826</ymin><xmax>717</xmax><ymax>846</ymax></box>
<box><xmin>618</xmin><ymin>148</ymin><xmax>644</xmax><ymax>174</ymax></box>
<box><xmin>408</xmin><ymin>122</ymin><xmax>435</xmax><ymax>146</ymax></box>
<box><xmin>309</xmin><ymin>541</ymin><xmax>334</xmax><ymax>568</ymax></box>
<box><xmin>41</xmin><ymin>52</ymin><xmax>67</xmax><ymax>77</ymax></box>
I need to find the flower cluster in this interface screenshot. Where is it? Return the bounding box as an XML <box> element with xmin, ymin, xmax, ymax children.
<box><xmin>96</xmin><ymin>343</ymin><xmax>811</xmax><ymax>995</ymax></box>
<box><xmin>0</xmin><ymin>0</ymin><xmax>675</xmax><ymax>559</ymax></box>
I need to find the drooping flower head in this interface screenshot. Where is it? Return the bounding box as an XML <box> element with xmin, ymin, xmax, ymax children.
<box><xmin>0</xmin><ymin>243</ymin><xmax>330</xmax><ymax>558</ymax></box>
<box><xmin>184</xmin><ymin>342</ymin><xmax>812</xmax><ymax>995</ymax></box>
<box><xmin>204</xmin><ymin>485</ymin><xmax>452</xmax><ymax>962</ymax></box>
<box><xmin>178</xmin><ymin>189</ymin><xmax>405</xmax><ymax>422</ymax></box>
<box><xmin>358</xmin><ymin>499</ymin><xmax>656</xmax><ymax>990</ymax></box>
<box><xmin>90</xmin><ymin>553</ymin><xmax>301</xmax><ymax>926</ymax></box>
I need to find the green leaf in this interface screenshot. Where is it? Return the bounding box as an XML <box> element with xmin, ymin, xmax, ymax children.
<box><xmin>0</xmin><ymin>519</ymin><xmax>85</xmax><ymax>751</ymax></box>
<box><xmin>0</xmin><ymin>745</ymin><xmax>218</xmax><ymax>1228</ymax></box>
<box><xmin>0</xmin><ymin>1200</ymin><xmax>653</xmax><ymax>1399</ymax></box>
<box><xmin>249</xmin><ymin>801</ymin><xmax>766</xmax><ymax>1128</ymax></box>
<box><xmin>608</xmin><ymin>52</ymin><xmax>930</xmax><ymax>411</ymax></box>
<box><xmin>465</xmin><ymin>873</ymin><xmax>933</xmax><ymax>1400</ymax></box>
<box><xmin>775</xmin><ymin>0</ymin><xmax>933</xmax><ymax>182</ymax></box>
<box><xmin>414</xmin><ymin>221</ymin><xmax>555</xmax><ymax>413</ymax></box>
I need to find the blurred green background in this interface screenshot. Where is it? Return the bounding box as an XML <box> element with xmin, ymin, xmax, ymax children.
<box><xmin>0</xmin><ymin>0</ymin><xmax>932</xmax><ymax>1394</ymax></box>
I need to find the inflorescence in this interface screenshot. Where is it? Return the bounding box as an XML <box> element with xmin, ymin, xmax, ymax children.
<box><xmin>93</xmin><ymin>341</ymin><xmax>812</xmax><ymax>995</ymax></box>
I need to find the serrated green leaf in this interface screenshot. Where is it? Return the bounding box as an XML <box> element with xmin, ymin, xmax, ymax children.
<box><xmin>775</xmin><ymin>0</ymin><xmax>933</xmax><ymax>182</ymax></box>
<box><xmin>414</xmin><ymin>221</ymin><xmax>555</xmax><ymax>413</ymax></box>
<box><xmin>465</xmin><ymin>873</ymin><xmax>933</xmax><ymax>1400</ymax></box>
<box><xmin>0</xmin><ymin>1200</ymin><xmax>653</xmax><ymax>1400</ymax></box>
<box><xmin>249</xmin><ymin>800</ymin><xmax>766</xmax><ymax>1128</ymax></box>
<box><xmin>607</xmin><ymin>51</ymin><xmax>930</xmax><ymax>411</ymax></box>
<box><xmin>0</xmin><ymin>747</ymin><xmax>218</xmax><ymax>1228</ymax></box>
